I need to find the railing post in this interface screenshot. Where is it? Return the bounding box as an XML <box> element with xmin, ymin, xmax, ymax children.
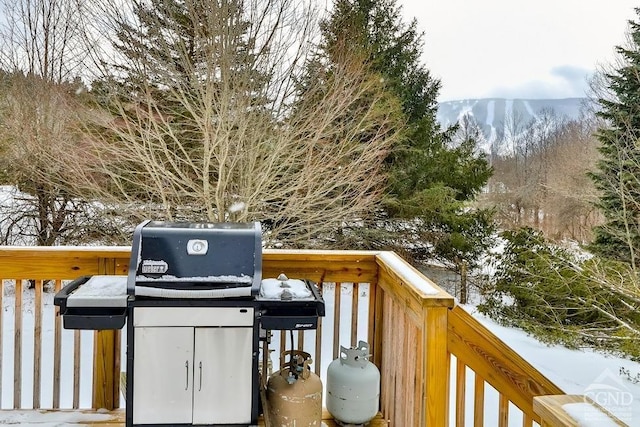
<box><xmin>92</xmin><ymin>257</ymin><xmax>122</xmax><ymax>410</ymax></box>
<box><xmin>92</xmin><ymin>329</ymin><xmax>121</xmax><ymax>409</ymax></box>
<box><xmin>424</xmin><ymin>306</ymin><xmax>450</xmax><ymax>426</ymax></box>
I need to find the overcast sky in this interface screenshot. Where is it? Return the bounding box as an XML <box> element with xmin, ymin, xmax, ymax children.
<box><xmin>399</xmin><ymin>1</ymin><xmax>638</xmax><ymax>101</ymax></box>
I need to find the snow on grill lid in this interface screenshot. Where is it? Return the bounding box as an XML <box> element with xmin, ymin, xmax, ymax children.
<box><xmin>135</xmin><ymin>274</ymin><xmax>253</xmax><ymax>283</ymax></box>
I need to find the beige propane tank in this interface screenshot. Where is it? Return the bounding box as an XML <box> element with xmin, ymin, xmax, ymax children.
<box><xmin>266</xmin><ymin>350</ymin><xmax>322</xmax><ymax>426</ymax></box>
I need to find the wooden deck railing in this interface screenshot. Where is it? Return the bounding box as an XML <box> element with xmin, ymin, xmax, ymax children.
<box><xmin>448</xmin><ymin>305</ymin><xmax>563</xmax><ymax>426</ymax></box>
<box><xmin>0</xmin><ymin>246</ymin><xmax>626</xmax><ymax>426</ymax></box>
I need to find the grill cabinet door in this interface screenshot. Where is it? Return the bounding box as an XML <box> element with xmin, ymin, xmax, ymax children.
<box><xmin>192</xmin><ymin>327</ymin><xmax>253</xmax><ymax>424</ymax></box>
<box><xmin>133</xmin><ymin>327</ymin><xmax>194</xmax><ymax>424</ymax></box>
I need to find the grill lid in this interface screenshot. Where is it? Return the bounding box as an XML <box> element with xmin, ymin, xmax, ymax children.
<box><xmin>127</xmin><ymin>220</ymin><xmax>262</xmax><ymax>297</ymax></box>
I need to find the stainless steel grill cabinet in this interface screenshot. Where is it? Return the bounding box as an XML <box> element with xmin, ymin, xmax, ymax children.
<box><xmin>54</xmin><ymin>220</ymin><xmax>325</xmax><ymax>427</ymax></box>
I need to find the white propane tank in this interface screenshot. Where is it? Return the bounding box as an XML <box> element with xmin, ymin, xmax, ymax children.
<box><xmin>326</xmin><ymin>341</ymin><xmax>380</xmax><ymax>425</ymax></box>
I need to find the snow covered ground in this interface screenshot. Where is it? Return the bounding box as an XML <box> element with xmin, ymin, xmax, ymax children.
<box><xmin>464</xmin><ymin>305</ymin><xmax>640</xmax><ymax>425</ymax></box>
<box><xmin>1</xmin><ymin>283</ymin><xmax>639</xmax><ymax>425</ymax></box>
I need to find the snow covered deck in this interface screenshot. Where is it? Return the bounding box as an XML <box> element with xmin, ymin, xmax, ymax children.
<box><xmin>0</xmin><ymin>409</ymin><xmax>389</xmax><ymax>426</ymax></box>
<box><xmin>0</xmin><ymin>247</ymin><xmax>629</xmax><ymax>426</ymax></box>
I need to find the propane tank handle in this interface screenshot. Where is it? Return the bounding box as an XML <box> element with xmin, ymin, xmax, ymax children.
<box><xmin>301</xmin><ymin>358</ymin><xmax>312</xmax><ymax>380</ymax></box>
<box><xmin>356</xmin><ymin>340</ymin><xmax>370</xmax><ymax>354</ymax></box>
<box><xmin>278</xmin><ymin>350</ymin><xmax>312</xmax><ymax>380</ymax></box>
<box><xmin>339</xmin><ymin>340</ymin><xmax>372</xmax><ymax>368</ymax></box>
<box><xmin>280</xmin><ymin>349</ymin><xmax>312</xmax><ymax>364</ymax></box>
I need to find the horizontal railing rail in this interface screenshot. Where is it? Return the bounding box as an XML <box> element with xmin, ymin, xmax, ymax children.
<box><xmin>1</xmin><ymin>246</ymin><xmax>622</xmax><ymax>426</ymax></box>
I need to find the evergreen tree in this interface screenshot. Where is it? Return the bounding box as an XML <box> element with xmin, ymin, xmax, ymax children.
<box><xmin>317</xmin><ymin>0</ymin><xmax>493</xmax><ymax>266</ymax></box>
<box><xmin>99</xmin><ymin>0</ymin><xmax>268</xmax><ymax>135</ymax></box>
<box><xmin>80</xmin><ymin>0</ymin><xmax>401</xmax><ymax>246</ymax></box>
<box><xmin>93</xmin><ymin>0</ymin><xmax>270</xmax><ymax>207</ymax></box>
<box><xmin>479</xmin><ymin>227</ymin><xmax>640</xmax><ymax>359</ymax></box>
<box><xmin>111</xmin><ymin>0</ymin><xmax>261</xmax><ymax>96</ymax></box>
<box><xmin>590</xmin><ymin>8</ymin><xmax>640</xmax><ymax>267</ymax></box>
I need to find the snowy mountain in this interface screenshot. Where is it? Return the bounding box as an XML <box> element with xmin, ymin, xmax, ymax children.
<box><xmin>437</xmin><ymin>98</ymin><xmax>587</xmax><ymax>154</ymax></box>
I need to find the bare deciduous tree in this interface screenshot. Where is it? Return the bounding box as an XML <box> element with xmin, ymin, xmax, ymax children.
<box><xmin>69</xmin><ymin>0</ymin><xmax>402</xmax><ymax>246</ymax></box>
<box><xmin>544</xmin><ymin>116</ymin><xmax>602</xmax><ymax>242</ymax></box>
<box><xmin>0</xmin><ymin>74</ymin><xmax>125</xmax><ymax>245</ymax></box>
<box><xmin>482</xmin><ymin>108</ymin><xmax>602</xmax><ymax>242</ymax></box>
<box><xmin>0</xmin><ymin>0</ymin><xmax>86</xmax><ymax>82</ymax></box>
<box><xmin>0</xmin><ymin>0</ymin><xmax>113</xmax><ymax>245</ymax></box>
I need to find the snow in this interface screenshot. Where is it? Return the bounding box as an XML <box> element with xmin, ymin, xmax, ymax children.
<box><xmin>523</xmin><ymin>100</ymin><xmax>535</xmax><ymax>116</ymax></box>
<box><xmin>0</xmin><ymin>187</ymin><xmax>37</xmax><ymax>245</ymax></box>
<box><xmin>1</xmin><ymin>283</ymin><xmax>96</xmax><ymax>410</ymax></box>
<box><xmin>377</xmin><ymin>252</ymin><xmax>439</xmax><ymax>295</ymax></box>
<box><xmin>134</xmin><ymin>286</ymin><xmax>252</xmax><ymax>299</ymax></box>
<box><xmin>135</xmin><ymin>274</ymin><xmax>252</xmax><ymax>283</ymax></box>
<box><xmin>485</xmin><ymin>99</ymin><xmax>498</xmax><ymax>146</ymax></box>
<box><xmin>71</xmin><ymin>276</ymin><xmax>127</xmax><ymax>298</ymax></box>
<box><xmin>563</xmin><ymin>403</ymin><xmax>622</xmax><ymax>426</ymax></box>
<box><xmin>228</xmin><ymin>202</ymin><xmax>246</xmax><ymax>213</ymax></box>
<box><xmin>0</xmin><ymin>409</ymin><xmax>115</xmax><ymax>425</ymax></box>
<box><xmin>464</xmin><ymin>305</ymin><xmax>640</xmax><ymax>425</ymax></box>
<box><xmin>259</xmin><ymin>277</ymin><xmax>313</xmax><ymax>300</ymax></box>
<box><xmin>67</xmin><ymin>276</ymin><xmax>127</xmax><ymax>307</ymax></box>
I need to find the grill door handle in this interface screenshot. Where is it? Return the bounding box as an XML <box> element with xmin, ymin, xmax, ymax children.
<box><xmin>199</xmin><ymin>361</ymin><xmax>203</xmax><ymax>391</ymax></box>
<box><xmin>185</xmin><ymin>360</ymin><xmax>189</xmax><ymax>390</ymax></box>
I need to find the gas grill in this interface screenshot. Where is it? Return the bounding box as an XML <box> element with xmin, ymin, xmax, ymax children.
<box><xmin>54</xmin><ymin>220</ymin><xmax>325</xmax><ymax>427</ymax></box>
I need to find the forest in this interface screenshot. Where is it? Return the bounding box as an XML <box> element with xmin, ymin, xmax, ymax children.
<box><xmin>0</xmin><ymin>0</ymin><xmax>638</xmax><ymax>360</ymax></box>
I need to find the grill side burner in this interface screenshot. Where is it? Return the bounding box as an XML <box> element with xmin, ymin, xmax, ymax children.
<box><xmin>257</xmin><ymin>275</ymin><xmax>325</xmax><ymax>330</ymax></box>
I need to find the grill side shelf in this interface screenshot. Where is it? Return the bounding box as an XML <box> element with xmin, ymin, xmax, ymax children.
<box><xmin>54</xmin><ymin>275</ymin><xmax>128</xmax><ymax>330</ymax></box>
<box><xmin>53</xmin><ymin>276</ymin><xmax>91</xmax><ymax>312</ymax></box>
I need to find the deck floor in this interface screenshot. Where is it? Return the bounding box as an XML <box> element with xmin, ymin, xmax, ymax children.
<box><xmin>0</xmin><ymin>409</ymin><xmax>388</xmax><ymax>426</ymax></box>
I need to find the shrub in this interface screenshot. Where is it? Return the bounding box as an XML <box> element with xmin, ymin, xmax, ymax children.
<box><xmin>479</xmin><ymin>227</ymin><xmax>640</xmax><ymax>359</ymax></box>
